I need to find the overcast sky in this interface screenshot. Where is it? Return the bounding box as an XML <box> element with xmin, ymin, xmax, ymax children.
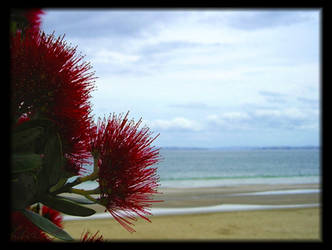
<box><xmin>41</xmin><ymin>9</ymin><xmax>320</xmax><ymax>148</ymax></box>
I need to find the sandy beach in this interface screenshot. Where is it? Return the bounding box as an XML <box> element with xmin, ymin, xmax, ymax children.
<box><xmin>61</xmin><ymin>183</ymin><xmax>321</xmax><ymax>241</ymax></box>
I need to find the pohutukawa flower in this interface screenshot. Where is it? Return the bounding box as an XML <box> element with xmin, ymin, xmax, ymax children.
<box><xmin>10</xmin><ymin>30</ymin><xmax>96</xmax><ymax>175</ymax></box>
<box><xmin>11</xmin><ymin>205</ymin><xmax>63</xmax><ymax>241</ymax></box>
<box><xmin>90</xmin><ymin>112</ymin><xmax>161</xmax><ymax>232</ymax></box>
<box><xmin>81</xmin><ymin>230</ymin><xmax>104</xmax><ymax>242</ymax></box>
<box><xmin>24</xmin><ymin>9</ymin><xmax>44</xmax><ymax>32</ymax></box>
<box><xmin>41</xmin><ymin>205</ymin><xmax>64</xmax><ymax>229</ymax></box>
<box><xmin>11</xmin><ymin>206</ymin><xmax>48</xmax><ymax>241</ymax></box>
<box><xmin>11</xmin><ymin>210</ymin><xmax>51</xmax><ymax>241</ymax></box>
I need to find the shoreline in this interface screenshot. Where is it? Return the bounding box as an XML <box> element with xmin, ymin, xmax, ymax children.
<box><xmin>153</xmin><ymin>182</ymin><xmax>320</xmax><ymax>207</ymax></box>
<box><xmin>61</xmin><ymin>182</ymin><xmax>320</xmax><ymax>217</ymax></box>
<box><xmin>63</xmin><ymin>203</ymin><xmax>319</xmax><ymax>221</ymax></box>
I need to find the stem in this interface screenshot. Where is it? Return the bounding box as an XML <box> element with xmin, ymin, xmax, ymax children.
<box><xmin>70</xmin><ymin>188</ymin><xmax>100</xmax><ymax>204</ymax></box>
<box><xmin>51</xmin><ymin>155</ymin><xmax>100</xmax><ymax>195</ymax></box>
<box><xmin>71</xmin><ymin>187</ymin><xmax>100</xmax><ymax>195</ymax></box>
<box><xmin>93</xmin><ymin>152</ymin><xmax>99</xmax><ymax>173</ymax></box>
<box><xmin>76</xmin><ymin>171</ymin><xmax>98</xmax><ymax>183</ymax></box>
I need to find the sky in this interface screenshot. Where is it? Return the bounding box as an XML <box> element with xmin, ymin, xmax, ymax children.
<box><xmin>40</xmin><ymin>9</ymin><xmax>320</xmax><ymax>148</ymax></box>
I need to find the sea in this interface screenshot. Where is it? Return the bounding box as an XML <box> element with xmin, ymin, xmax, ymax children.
<box><xmin>74</xmin><ymin>147</ymin><xmax>320</xmax><ymax>190</ymax></box>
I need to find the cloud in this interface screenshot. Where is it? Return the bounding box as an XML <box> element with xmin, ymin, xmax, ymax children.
<box><xmin>138</xmin><ymin>40</ymin><xmax>202</xmax><ymax>55</ymax></box>
<box><xmin>40</xmin><ymin>9</ymin><xmax>320</xmax><ymax>147</ymax></box>
<box><xmin>221</xmin><ymin>112</ymin><xmax>251</xmax><ymax>121</ymax></box>
<box><xmin>41</xmin><ymin>9</ymin><xmax>175</xmax><ymax>39</ymax></box>
<box><xmin>169</xmin><ymin>102</ymin><xmax>216</xmax><ymax>110</ymax></box>
<box><xmin>207</xmin><ymin>108</ymin><xmax>318</xmax><ymax>131</ymax></box>
<box><xmin>297</xmin><ymin>97</ymin><xmax>320</xmax><ymax>108</ymax></box>
<box><xmin>259</xmin><ymin>91</ymin><xmax>288</xmax><ymax>102</ymax></box>
<box><xmin>42</xmin><ymin>9</ymin><xmax>319</xmax><ymax>80</ymax></box>
<box><xmin>147</xmin><ymin>107</ymin><xmax>318</xmax><ymax>136</ymax></box>
<box><xmin>253</xmin><ymin>107</ymin><xmax>319</xmax><ymax>130</ymax></box>
<box><xmin>200</xmin><ymin>10</ymin><xmax>316</xmax><ymax>31</ymax></box>
<box><xmin>254</xmin><ymin>108</ymin><xmax>303</xmax><ymax>119</ymax></box>
<box><xmin>92</xmin><ymin>49</ymin><xmax>140</xmax><ymax>64</ymax></box>
<box><xmin>148</xmin><ymin>117</ymin><xmax>203</xmax><ymax>132</ymax></box>
<box><xmin>207</xmin><ymin>112</ymin><xmax>252</xmax><ymax>131</ymax></box>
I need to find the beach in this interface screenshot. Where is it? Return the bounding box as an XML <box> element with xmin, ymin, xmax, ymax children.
<box><xmin>61</xmin><ymin>183</ymin><xmax>321</xmax><ymax>241</ymax></box>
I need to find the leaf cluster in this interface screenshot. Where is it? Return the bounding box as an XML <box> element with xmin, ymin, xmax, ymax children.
<box><xmin>11</xmin><ymin>119</ymin><xmax>97</xmax><ymax>241</ymax></box>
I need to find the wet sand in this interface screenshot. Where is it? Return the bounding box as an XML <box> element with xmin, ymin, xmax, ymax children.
<box><xmin>63</xmin><ymin>183</ymin><xmax>320</xmax><ymax>212</ymax></box>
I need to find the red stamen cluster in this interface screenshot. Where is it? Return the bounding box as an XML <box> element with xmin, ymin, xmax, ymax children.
<box><xmin>24</xmin><ymin>9</ymin><xmax>45</xmax><ymax>33</ymax></box>
<box><xmin>11</xmin><ymin>205</ymin><xmax>62</xmax><ymax>241</ymax></box>
<box><xmin>81</xmin><ymin>231</ymin><xmax>104</xmax><ymax>242</ymax></box>
<box><xmin>42</xmin><ymin>205</ymin><xmax>64</xmax><ymax>229</ymax></box>
<box><xmin>11</xmin><ymin>30</ymin><xmax>96</xmax><ymax>175</ymax></box>
<box><xmin>11</xmin><ymin>211</ymin><xmax>51</xmax><ymax>242</ymax></box>
<box><xmin>90</xmin><ymin>113</ymin><xmax>161</xmax><ymax>232</ymax></box>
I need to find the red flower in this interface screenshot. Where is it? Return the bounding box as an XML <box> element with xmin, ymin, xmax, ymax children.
<box><xmin>11</xmin><ymin>205</ymin><xmax>63</xmax><ymax>242</ymax></box>
<box><xmin>90</xmin><ymin>112</ymin><xmax>161</xmax><ymax>232</ymax></box>
<box><xmin>24</xmin><ymin>9</ymin><xmax>44</xmax><ymax>32</ymax></box>
<box><xmin>11</xmin><ymin>210</ymin><xmax>51</xmax><ymax>242</ymax></box>
<box><xmin>16</xmin><ymin>113</ymin><xmax>31</xmax><ymax>126</ymax></box>
<box><xmin>81</xmin><ymin>230</ymin><xmax>103</xmax><ymax>242</ymax></box>
<box><xmin>42</xmin><ymin>205</ymin><xmax>63</xmax><ymax>229</ymax></box>
<box><xmin>11</xmin><ymin>30</ymin><xmax>96</xmax><ymax>175</ymax></box>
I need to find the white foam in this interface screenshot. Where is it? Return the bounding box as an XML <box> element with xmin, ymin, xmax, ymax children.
<box><xmin>62</xmin><ymin>203</ymin><xmax>319</xmax><ymax>221</ymax></box>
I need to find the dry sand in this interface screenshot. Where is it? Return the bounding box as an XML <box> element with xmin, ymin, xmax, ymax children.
<box><xmin>63</xmin><ymin>207</ymin><xmax>321</xmax><ymax>241</ymax></box>
<box><xmin>61</xmin><ymin>183</ymin><xmax>321</xmax><ymax>241</ymax></box>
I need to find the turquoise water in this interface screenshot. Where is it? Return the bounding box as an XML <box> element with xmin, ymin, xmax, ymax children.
<box><xmin>75</xmin><ymin>148</ymin><xmax>320</xmax><ymax>189</ymax></box>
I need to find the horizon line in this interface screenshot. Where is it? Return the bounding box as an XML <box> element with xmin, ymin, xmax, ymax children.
<box><xmin>158</xmin><ymin>145</ymin><xmax>320</xmax><ymax>150</ymax></box>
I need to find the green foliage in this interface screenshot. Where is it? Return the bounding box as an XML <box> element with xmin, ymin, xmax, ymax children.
<box><xmin>21</xmin><ymin>209</ymin><xmax>73</xmax><ymax>241</ymax></box>
<box><xmin>12</xmin><ymin>153</ymin><xmax>42</xmax><ymax>174</ymax></box>
<box><xmin>57</xmin><ymin>195</ymin><xmax>96</xmax><ymax>205</ymax></box>
<box><xmin>41</xmin><ymin>195</ymin><xmax>96</xmax><ymax>217</ymax></box>
<box><xmin>11</xmin><ymin>172</ymin><xmax>39</xmax><ymax>210</ymax></box>
<box><xmin>11</xmin><ymin>127</ymin><xmax>44</xmax><ymax>153</ymax></box>
<box><xmin>43</xmin><ymin>133</ymin><xmax>64</xmax><ymax>185</ymax></box>
<box><xmin>11</xmin><ymin>118</ymin><xmax>67</xmax><ymax>209</ymax></box>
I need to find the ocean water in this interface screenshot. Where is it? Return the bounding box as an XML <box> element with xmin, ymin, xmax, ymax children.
<box><xmin>156</xmin><ymin>148</ymin><xmax>320</xmax><ymax>188</ymax></box>
<box><xmin>74</xmin><ymin>148</ymin><xmax>320</xmax><ymax>190</ymax></box>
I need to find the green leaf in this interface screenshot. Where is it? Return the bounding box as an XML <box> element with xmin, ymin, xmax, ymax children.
<box><xmin>21</xmin><ymin>209</ymin><xmax>73</xmax><ymax>241</ymax></box>
<box><xmin>10</xmin><ymin>21</ymin><xmax>17</xmax><ymax>35</ymax></box>
<box><xmin>12</xmin><ymin>153</ymin><xmax>42</xmax><ymax>174</ymax></box>
<box><xmin>34</xmin><ymin>132</ymin><xmax>66</xmax><ymax>201</ymax></box>
<box><xmin>13</xmin><ymin>118</ymin><xmax>55</xmax><ymax>133</ymax></box>
<box><xmin>58</xmin><ymin>195</ymin><xmax>96</xmax><ymax>205</ymax></box>
<box><xmin>12</xmin><ymin>118</ymin><xmax>57</xmax><ymax>154</ymax></box>
<box><xmin>41</xmin><ymin>195</ymin><xmax>96</xmax><ymax>217</ymax></box>
<box><xmin>11</xmin><ymin>172</ymin><xmax>39</xmax><ymax>210</ymax></box>
<box><xmin>11</xmin><ymin>127</ymin><xmax>44</xmax><ymax>152</ymax></box>
<box><xmin>43</xmin><ymin>133</ymin><xmax>64</xmax><ymax>186</ymax></box>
